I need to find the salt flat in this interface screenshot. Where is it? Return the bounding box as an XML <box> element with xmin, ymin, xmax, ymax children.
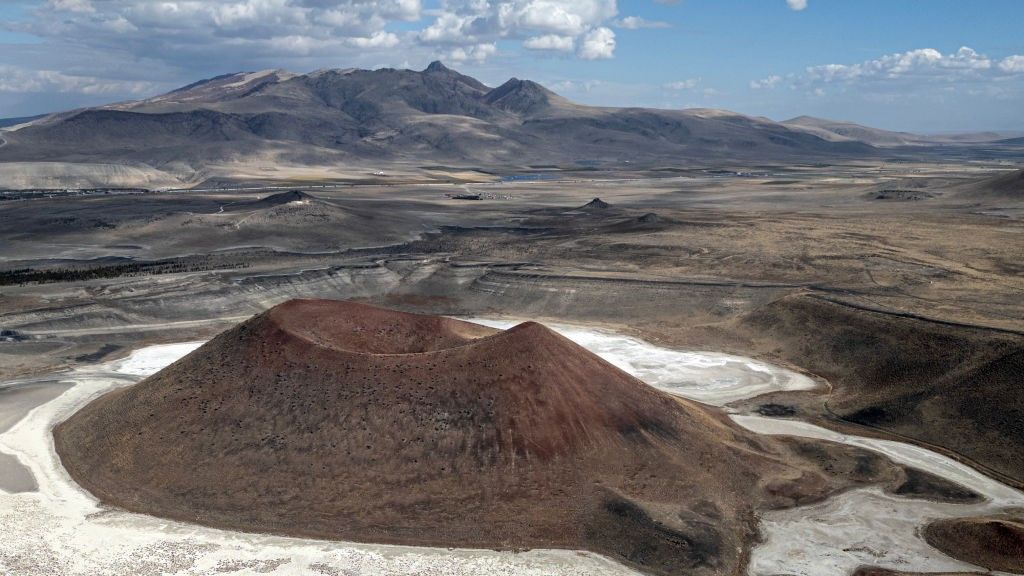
<box><xmin>0</xmin><ymin>381</ymin><xmax>71</xmax><ymax>492</ymax></box>
<box><xmin>468</xmin><ymin>318</ymin><xmax>819</xmax><ymax>405</ymax></box>
<box><xmin>0</xmin><ymin>341</ymin><xmax>639</xmax><ymax>576</ymax></box>
<box><xmin>0</xmin><ymin>325</ymin><xmax>1016</xmax><ymax>575</ymax></box>
<box><xmin>735</xmin><ymin>416</ymin><xmax>1024</xmax><ymax>575</ymax></box>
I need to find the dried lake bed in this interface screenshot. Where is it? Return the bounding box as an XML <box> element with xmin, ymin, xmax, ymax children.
<box><xmin>0</xmin><ymin>323</ymin><xmax>1019</xmax><ymax>575</ymax></box>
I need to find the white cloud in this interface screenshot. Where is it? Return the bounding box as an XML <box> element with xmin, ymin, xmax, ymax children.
<box><xmin>665</xmin><ymin>79</ymin><xmax>699</xmax><ymax>90</ymax></box>
<box><xmin>447</xmin><ymin>43</ymin><xmax>498</xmax><ymax>64</ymax></box>
<box><xmin>0</xmin><ymin>65</ymin><xmax>158</xmax><ymax>95</ymax></box>
<box><xmin>515</xmin><ymin>1</ymin><xmax>618</xmax><ymax>36</ymax></box>
<box><xmin>0</xmin><ymin>0</ymin><xmax>449</xmax><ymax>105</ymax></box>
<box><xmin>1</xmin><ymin>0</ymin><xmax>632</xmax><ymax>108</ymax></box>
<box><xmin>547</xmin><ymin>79</ymin><xmax>603</xmax><ymax>94</ymax></box>
<box><xmin>418</xmin><ymin>1</ymin><xmax>618</xmax><ymax>60</ymax></box>
<box><xmin>999</xmin><ymin>55</ymin><xmax>1024</xmax><ymax>73</ymax></box>
<box><xmin>786</xmin><ymin>0</ymin><xmax>807</xmax><ymax>11</ymax></box>
<box><xmin>418</xmin><ymin>12</ymin><xmax>473</xmax><ymax>44</ymax></box>
<box><xmin>259</xmin><ymin>35</ymin><xmax>315</xmax><ymax>55</ymax></box>
<box><xmin>418</xmin><ymin>0</ymin><xmax>617</xmax><ymax>41</ymax></box>
<box><xmin>523</xmin><ymin>34</ymin><xmax>575</xmax><ymax>52</ymax></box>
<box><xmin>46</xmin><ymin>0</ymin><xmax>95</xmax><ymax>13</ymax></box>
<box><xmin>749</xmin><ymin>74</ymin><xmax>782</xmax><ymax>89</ymax></box>
<box><xmin>577</xmin><ymin>26</ymin><xmax>615</xmax><ymax>60</ymax></box>
<box><xmin>805</xmin><ymin>46</ymin><xmax>1004</xmax><ymax>84</ymax></box>
<box><xmin>20</xmin><ymin>1</ymin><xmax>423</xmax><ymax>63</ymax></box>
<box><xmin>99</xmin><ymin>14</ymin><xmax>137</xmax><ymax>33</ymax></box>
<box><xmin>751</xmin><ymin>46</ymin><xmax>1024</xmax><ymax>104</ymax></box>
<box><xmin>347</xmin><ymin>31</ymin><xmax>401</xmax><ymax>49</ymax></box>
<box><xmin>614</xmin><ymin>16</ymin><xmax>670</xmax><ymax>29</ymax></box>
<box><xmin>4</xmin><ymin>0</ymin><xmax>630</xmax><ymax>89</ymax></box>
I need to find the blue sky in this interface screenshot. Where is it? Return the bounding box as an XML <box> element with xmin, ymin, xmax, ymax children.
<box><xmin>1</xmin><ymin>0</ymin><xmax>1022</xmax><ymax>132</ymax></box>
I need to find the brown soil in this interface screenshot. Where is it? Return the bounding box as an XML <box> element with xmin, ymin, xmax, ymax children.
<box><xmin>956</xmin><ymin>168</ymin><xmax>1024</xmax><ymax>200</ymax></box>
<box><xmin>923</xmin><ymin>515</ymin><xmax>1024</xmax><ymax>574</ymax></box>
<box><xmin>735</xmin><ymin>294</ymin><xmax>1024</xmax><ymax>485</ymax></box>
<box><xmin>54</xmin><ymin>299</ymin><xmax>923</xmax><ymax>576</ymax></box>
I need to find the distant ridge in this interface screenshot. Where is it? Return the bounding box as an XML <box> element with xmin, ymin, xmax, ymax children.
<box><xmin>0</xmin><ymin>62</ymin><xmax>884</xmax><ymax>188</ymax></box>
<box><xmin>782</xmin><ymin>115</ymin><xmax>1013</xmax><ymax>147</ymax></box>
<box><xmin>0</xmin><ymin>114</ymin><xmax>47</xmax><ymax>129</ymax></box>
<box><xmin>954</xmin><ymin>169</ymin><xmax>1024</xmax><ymax>200</ymax></box>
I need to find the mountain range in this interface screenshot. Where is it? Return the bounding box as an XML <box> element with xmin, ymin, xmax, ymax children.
<box><xmin>0</xmin><ymin>61</ymin><xmax>1019</xmax><ymax>189</ymax></box>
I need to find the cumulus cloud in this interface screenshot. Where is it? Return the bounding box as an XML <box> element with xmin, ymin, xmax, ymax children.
<box><xmin>417</xmin><ymin>12</ymin><xmax>472</xmax><ymax>45</ymax></box>
<box><xmin>523</xmin><ymin>34</ymin><xmax>575</xmax><ymax>52</ymax></box>
<box><xmin>614</xmin><ymin>16</ymin><xmax>671</xmax><ymax>29</ymax></box>
<box><xmin>664</xmin><ymin>79</ymin><xmax>699</xmax><ymax>90</ymax></box>
<box><xmin>0</xmin><ymin>65</ymin><xmax>158</xmax><ymax>95</ymax></box>
<box><xmin>577</xmin><ymin>26</ymin><xmax>616</xmax><ymax>60</ymax></box>
<box><xmin>804</xmin><ymin>47</ymin><xmax>1010</xmax><ymax>84</ymax></box>
<box><xmin>0</xmin><ymin>0</ymin><xmax>473</xmax><ymax>111</ymax></box>
<box><xmin>1</xmin><ymin>0</ymin><xmax>629</xmax><ymax>101</ymax></box>
<box><xmin>418</xmin><ymin>1</ymin><xmax>619</xmax><ymax>59</ymax></box>
<box><xmin>47</xmin><ymin>0</ymin><xmax>95</xmax><ymax>13</ymax></box>
<box><xmin>419</xmin><ymin>1</ymin><xmax>613</xmax><ymax>42</ymax></box>
<box><xmin>0</xmin><ymin>0</ymin><xmax>635</xmax><ymax>112</ymax></box>
<box><xmin>750</xmin><ymin>46</ymin><xmax>1024</xmax><ymax>104</ymax></box>
<box><xmin>547</xmin><ymin>79</ymin><xmax>603</xmax><ymax>94</ymax></box>
<box><xmin>998</xmin><ymin>55</ymin><xmax>1024</xmax><ymax>73</ymax></box>
<box><xmin>16</xmin><ymin>1</ymin><xmax>424</xmax><ymax>65</ymax></box>
<box><xmin>447</xmin><ymin>43</ymin><xmax>498</xmax><ymax>64</ymax></box>
<box><xmin>514</xmin><ymin>1</ymin><xmax>617</xmax><ymax>36</ymax></box>
<box><xmin>786</xmin><ymin>0</ymin><xmax>807</xmax><ymax>10</ymax></box>
<box><xmin>749</xmin><ymin>75</ymin><xmax>782</xmax><ymax>89</ymax></box>
<box><xmin>346</xmin><ymin>31</ymin><xmax>401</xmax><ymax>49</ymax></box>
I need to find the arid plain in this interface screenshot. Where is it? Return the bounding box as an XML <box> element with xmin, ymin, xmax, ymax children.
<box><xmin>1</xmin><ymin>158</ymin><xmax>1022</xmax><ymax>575</ymax></box>
<box><xmin>2</xmin><ymin>0</ymin><xmax>1023</xmax><ymax>569</ymax></box>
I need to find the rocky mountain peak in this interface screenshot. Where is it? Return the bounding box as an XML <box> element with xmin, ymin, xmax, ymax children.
<box><xmin>424</xmin><ymin>60</ymin><xmax>452</xmax><ymax>73</ymax></box>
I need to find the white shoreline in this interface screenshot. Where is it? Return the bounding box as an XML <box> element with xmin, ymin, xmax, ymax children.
<box><xmin>0</xmin><ymin>341</ymin><xmax>637</xmax><ymax>576</ymax></box>
<box><xmin>0</xmin><ymin>324</ymin><xmax>1018</xmax><ymax>575</ymax></box>
<box><xmin>465</xmin><ymin>317</ymin><xmax>820</xmax><ymax>405</ymax></box>
<box><xmin>734</xmin><ymin>415</ymin><xmax>1023</xmax><ymax>575</ymax></box>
